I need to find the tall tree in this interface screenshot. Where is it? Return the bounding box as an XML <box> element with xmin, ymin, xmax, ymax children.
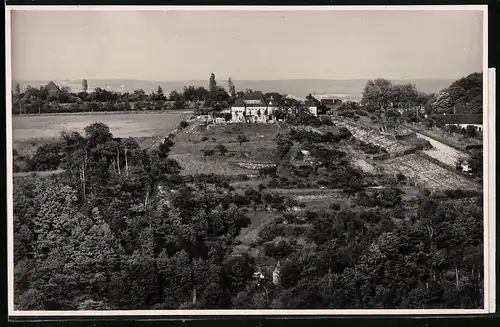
<box><xmin>228</xmin><ymin>78</ymin><xmax>236</xmax><ymax>99</ymax></box>
<box><xmin>209</xmin><ymin>73</ymin><xmax>217</xmax><ymax>92</ymax></box>
<box><xmin>14</xmin><ymin>82</ymin><xmax>21</xmax><ymax>96</ymax></box>
<box><xmin>82</xmin><ymin>79</ymin><xmax>88</xmax><ymax>93</ymax></box>
<box><xmin>361</xmin><ymin>79</ymin><xmax>393</xmax><ymax>114</ymax></box>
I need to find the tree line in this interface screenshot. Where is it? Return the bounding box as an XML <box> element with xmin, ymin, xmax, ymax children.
<box><xmin>11</xmin><ymin>74</ymin><xmax>245</xmax><ymax>115</ymax></box>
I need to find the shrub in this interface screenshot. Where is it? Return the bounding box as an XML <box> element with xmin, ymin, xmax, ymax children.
<box><xmin>179</xmin><ymin>121</ymin><xmax>189</xmax><ymax>129</ymax></box>
<box><xmin>329</xmin><ymin>203</ymin><xmax>341</xmax><ymax>211</ymax></box>
<box><xmin>259</xmin><ymin>223</ymin><xmax>285</xmax><ymax>242</ymax></box>
<box><xmin>215</xmin><ymin>143</ymin><xmax>228</xmax><ymax>156</ymax></box>
<box><xmin>263</xmin><ymin>238</ymin><xmax>295</xmax><ymax>259</ymax></box>
<box><xmin>203</xmin><ymin>149</ymin><xmax>215</xmax><ymax>156</ymax></box>
<box><xmin>259</xmin><ymin>166</ymin><xmax>277</xmax><ymax>178</ymax></box>
<box><xmin>320</xmin><ymin>115</ymin><xmax>334</xmax><ymax>126</ymax></box>
<box><xmin>28</xmin><ymin>142</ymin><xmax>64</xmax><ymax>171</ymax></box>
<box><xmin>201</xmin><ymin>136</ymin><xmax>209</xmax><ymax>142</ymax></box>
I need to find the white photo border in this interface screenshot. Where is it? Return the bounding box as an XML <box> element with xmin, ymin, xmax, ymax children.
<box><xmin>5</xmin><ymin>4</ymin><xmax>493</xmax><ymax>318</ymax></box>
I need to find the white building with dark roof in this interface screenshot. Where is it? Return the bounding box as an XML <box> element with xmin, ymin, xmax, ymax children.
<box><xmin>231</xmin><ymin>91</ymin><xmax>278</xmax><ymax>123</ymax></box>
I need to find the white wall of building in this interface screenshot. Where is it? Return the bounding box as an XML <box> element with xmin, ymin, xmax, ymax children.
<box><xmin>307</xmin><ymin>106</ymin><xmax>318</xmax><ymax>116</ymax></box>
<box><xmin>230</xmin><ymin>106</ymin><xmax>277</xmax><ymax>123</ymax></box>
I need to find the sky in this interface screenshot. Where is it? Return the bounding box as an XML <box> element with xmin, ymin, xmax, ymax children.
<box><xmin>10</xmin><ymin>8</ymin><xmax>484</xmax><ymax>81</ymax></box>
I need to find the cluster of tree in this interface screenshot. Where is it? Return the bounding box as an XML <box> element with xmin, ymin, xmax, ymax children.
<box><xmin>359</xmin><ymin>73</ymin><xmax>483</xmax><ymax>126</ymax></box>
<box><xmin>424</xmin><ymin>72</ymin><xmax>483</xmax><ymax>115</ymax></box>
<box><xmin>268</xmin><ymin>128</ymin><xmax>365</xmax><ymax>190</ymax></box>
<box><xmin>12</xmin><ymin>122</ymin><xmax>266</xmax><ymax>310</ymax></box>
<box><xmin>12</xmin><ymin>82</ymin><xmax>172</xmax><ymax>114</ymax></box>
<box><xmin>361</xmin><ymin>79</ymin><xmax>429</xmax><ymax>114</ymax></box>
<box><xmin>249</xmin><ymin>191</ymin><xmax>483</xmax><ymax>309</ymax></box>
<box><xmin>285</xmin><ymin>110</ymin><xmax>322</xmax><ymax>127</ymax></box>
<box><xmin>13</xmin><ymin>120</ymin><xmax>189</xmax><ymax>174</ymax></box>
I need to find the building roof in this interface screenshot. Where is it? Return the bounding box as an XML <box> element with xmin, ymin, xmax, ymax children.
<box><xmin>242</xmin><ymin>91</ymin><xmax>265</xmax><ymax>101</ymax></box>
<box><xmin>45</xmin><ymin>81</ymin><xmax>60</xmax><ymax>91</ymax></box>
<box><xmin>264</xmin><ymin>92</ymin><xmax>284</xmax><ymax>103</ymax></box>
<box><xmin>303</xmin><ymin>100</ymin><xmax>317</xmax><ymax>107</ymax></box>
<box><xmin>232</xmin><ymin>98</ymin><xmax>246</xmax><ymax>107</ymax></box>
<box><xmin>431</xmin><ymin>114</ymin><xmax>483</xmax><ymax>125</ymax></box>
<box><xmin>266</xmin><ymin>99</ymin><xmax>280</xmax><ymax>106</ymax></box>
<box><xmin>233</xmin><ymin>91</ymin><xmax>278</xmax><ymax>108</ymax></box>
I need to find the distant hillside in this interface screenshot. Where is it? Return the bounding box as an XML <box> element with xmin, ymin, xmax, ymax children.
<box><xmin>16</xmin><ymin>78</ymin><xmax>455</xmax><ymax>100</ymax></box>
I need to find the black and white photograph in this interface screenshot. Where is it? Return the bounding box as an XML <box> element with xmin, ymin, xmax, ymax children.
<box><xmin>6</xmin><ymin>5</ymin><xmax>493</xmax><ymax>316</ymax></box>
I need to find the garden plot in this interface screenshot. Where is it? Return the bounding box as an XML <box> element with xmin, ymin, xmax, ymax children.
<box><xmin>384</xmin><ymin>154</ymin><xmax>480</xmax><ymax>191</ymax></box>
<box><xmin>170</xmin><ymin>153</ymin><xmax>258</xmax><ymax>176</ymax></box>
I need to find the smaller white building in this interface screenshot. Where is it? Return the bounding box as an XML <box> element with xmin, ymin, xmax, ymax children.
<box><xmin>303</xmin><ymin>100</ymin><xmax>318</xmax><ymax>116</ymax></box>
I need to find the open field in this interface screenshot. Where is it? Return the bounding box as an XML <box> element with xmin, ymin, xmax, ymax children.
<box><xmin>11</xmin><ymin>111</ymin><xmax>191</xmax><ymax>140</ymax></box>
<box><xmin>175</xmin><ymin>122</ymin><xmax>290</xmax><ymax>143</ymax></box>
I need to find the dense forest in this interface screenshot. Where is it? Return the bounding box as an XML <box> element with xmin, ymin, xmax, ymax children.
<box><xmin>13</xmin><ymin>121</ymin><xmax>484</xmax><ymax>310</ymax></box>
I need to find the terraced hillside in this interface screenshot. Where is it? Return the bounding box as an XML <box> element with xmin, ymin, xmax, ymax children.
<box><xmin>332</xmin><ymin>118</ymin><xmax>416</xmax><ymax>155</ymax></box>
<box><xmin>330</xmin><ymin>117</ymin><xmax>481</xmax><ymax>192</ymax></box>
<box><xmin>416</xmin><ymin>132</ymin><xmax>468</xmax><ymax>168</ymax></box>
<box><xmin>384</xmin><ymin>154</ymin><xmax>480</xmax><ymax>191</ymax></box>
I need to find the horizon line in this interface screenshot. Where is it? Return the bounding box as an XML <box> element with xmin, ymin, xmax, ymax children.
<box><xmin>14</xmin><ymin>77</ymin><xmax>464</xmax><ymax>83</ymax></box>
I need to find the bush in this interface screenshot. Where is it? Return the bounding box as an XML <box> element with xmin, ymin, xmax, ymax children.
<box><xmin>215</xmin><ymin>143</ymin><xmax>228</xmax><ymax>156</ymax></box>
<box><xmin>201</xmin><ymin>136</ymin><xmax>209</xmax><ymax>142</ymax></box>
<box><xmin>329</xmin><ymin>203</ymin><xmax>341</xmax><ymax>211</ymax></box>
<box><xmin>338</xmin><ymin>110</ymin><xmax>356</xmax><ymax>118</ymax></box>
<box><xmin>259</xmin><ymin>166</ymin><xmax>277</xmax><ymax>178</ymax></box>
<box><xmin>263</xmin><ymin>238</ymin><xmax>295</xmax><ymax>259</ymax></box>
<box><xmin>28</xmin><ymin>142</ymin><xmax>64</xmax><ymax>171</ymax></box>
<box><xmin>203</xmin><ymin>149</ymin><xmax>215</xmax><ymax>156</ymax></box>
<box><xmin>179</xmin><ymin>121</ymin><xmax>189</xmax><ymax>129</ymax></box>
<box><xmin>320</xmin><ymin>116</ymin><xmax>335</xmax><ymax>126</ymax></box>
<box><xmin>259</xmin><ymin>223</ymin><xmax>285</xmax><ymax>242</ymax></box>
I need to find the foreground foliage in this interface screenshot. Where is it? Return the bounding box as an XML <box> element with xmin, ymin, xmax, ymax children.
<box><xmin>13</xmin><ymin>122</ymin><xmax>484</xmax><ymax>310</ymax></box>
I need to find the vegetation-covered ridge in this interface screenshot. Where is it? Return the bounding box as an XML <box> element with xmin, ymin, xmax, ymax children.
<box><xmin>13</xmin><ymin>121</ymin><xmax>484</xmax><ymax>310</ymax></box>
